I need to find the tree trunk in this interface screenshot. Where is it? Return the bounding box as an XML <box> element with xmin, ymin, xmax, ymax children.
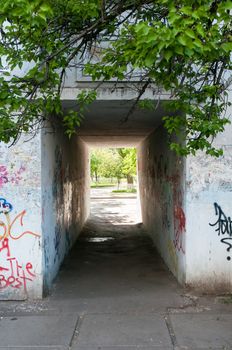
<box><xmin>127</xmin><ymin>175</ymin><xmax>134</xmax><ymax>189</ymax></box>
<box><xmin>95</xmin><ymin>171</ymin><xmax>98</xmax><ymax>183</ymax></box>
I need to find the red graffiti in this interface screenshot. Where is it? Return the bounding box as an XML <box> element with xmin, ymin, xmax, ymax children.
<box><xmin>0</xmin><ymin>238</ymin><xmax>36</xmax><ymax>292</ymax></box>
<box><xmin>173</xmin><ymin>206</ymin><xmax>186</xmax><ymax>254</ymax></box>
<box><xmin>174</xmin><ymin>206</ymin><xmax>186</xmax><ymax>232</ymax></box>
<box><xmin>0</xmin><ymin>238</ymin><xmax>10</xmax><ymax>257</ymax></box>
<box><xmin>154</xmin><ymin>156</ymin><xmax>185</xmax><ymax>255</ymax></box>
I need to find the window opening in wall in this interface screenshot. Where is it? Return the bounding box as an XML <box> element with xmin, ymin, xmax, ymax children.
<box><xmin>89</xmin><ymin>147</ymin><xmax>142</xmax><ymax>227</ymax></box>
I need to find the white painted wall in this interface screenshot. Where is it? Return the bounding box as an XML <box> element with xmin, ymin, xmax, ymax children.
<box><xmin>0</xmin><ymin>134</ymin><xmax>42</xmax><ymax>299</ymax></box>
<box><xmin>185</xmin><ymin>95</ymin><xmax>232</xmax><ymax>292</ymax></box>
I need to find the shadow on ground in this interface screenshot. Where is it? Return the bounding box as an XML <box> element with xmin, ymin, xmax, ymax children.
<box><xmin>51</xmin><ymin>214</ymin><xmax>183</xmax><ymax>312</ymax></box>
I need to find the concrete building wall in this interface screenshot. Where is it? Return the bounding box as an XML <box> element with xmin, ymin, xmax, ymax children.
<box><xmin>0</xmin><ymin>134</ymin><xmax>42</xmax><ymax>299</ymax></box>
<box><xmin>185</xmin><ymin>101</ymin><xmax>232</xmax><ymax>292</ymax></box>
<box><xmin>138</xmin><ymin>126</ymin><xmax>186</xmax><ymax>283</ymax></box>
<box><xmin>1</xmin><ymin>81</ymin><xmax>232</xmax><ymax>299</ymax></box>
<box><xmin>41</xmin><ymin>127</ymin><xmax>90</xmax><ymax>293</ymax></box>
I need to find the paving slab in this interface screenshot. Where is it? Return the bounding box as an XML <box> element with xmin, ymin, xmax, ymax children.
<box><xmin>0</xmin><ymin>314</ymin><xmax>78</xmax><ymax>348</ymax></box>
<box><xmin>170</xmin><ymin>313</ymin><xmax>232</xmax><ymax>349</ymax></box>
<box><xmin>73</xmin><ymin>313</ymin><xmax>172</xmax><ymax>348</ymax></box>
<box><xmin>73</xmin><ymin>347</ymin><xmax>173</xmax><ymax>350</ymax></box>
<box><xmin>0</xmin><ymin>348</ymin><xmax>66</xmax><ymax>350</ymax></box>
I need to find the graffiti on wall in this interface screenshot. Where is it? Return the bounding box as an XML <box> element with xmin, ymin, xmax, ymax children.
<box><xmin>173</xmin><ymin>205</ymin><xmax>186</xmax><ymax>254</ymax></box>
<box><xmin>0</xmin><ymin>198</ymin><xmax>40</xmax><ymax>292</ymax></box>
<box><xmin>155</xmin><ymin>154</ymin><xmax>185</xmax><ymax>256</ymax></box>
<box><xmin>172</xmin><ymin>179</ymin><xmax>185</xmax><ymax>255</ymax></box>
<box><xmin>209</xmin><ymin>202</ymin><xmax>232</xmax><ymax>261</ymax></box>
<box><xmin>0</xmin><ymin>165</ymin><xmax>26</xmax><ymax>189</ymax></box>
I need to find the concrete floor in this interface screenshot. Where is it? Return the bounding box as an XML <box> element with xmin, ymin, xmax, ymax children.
<box><xmin>0</xmin><ymin>194</ymin><xmax>232</xmax><ymax>349</ymax></box>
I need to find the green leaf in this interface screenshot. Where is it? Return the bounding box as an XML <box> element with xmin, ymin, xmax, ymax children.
<box><xmin>174</xmin><ymin>46</ymin><xmax>184</xmax><ymax>55</ymax></box>
<box><xmin>221</xmin><ymin>42</ymin><xmax>232</xmax><ymax>52</ymax></box>
<box><xmin>196</xmin><ymin>24</ymin><xmax>205</xmax><ymax>37</ymax></box>
<box><xmin>145</xmin><ymin>55</ymin><xmax>154</xmax><ymax>67</ymax></box>
<box><xmin>164</xmin><ymin>50</ymin><xmax>172</xmax><ymax>61</ymax></box>
<box><xmin>185</xmin><ymin>29</ymin><xmax>195</xmax><ymax>39</ymax></box>
<box><xmin>178</xmin><ymin>35</ymin><xmax>188</xmax><ymax>46</ymax></box>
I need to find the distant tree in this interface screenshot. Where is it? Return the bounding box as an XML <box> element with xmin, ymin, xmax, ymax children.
<box><xmin>90</xmin><ymin>148</ymin><xmax>121</xmax><ymax>183</ymax></box>
<box><xmin>90</xmin><ymin>148</ymin><xmax>137</xmax><ymax>188</ymax></box>
<box><xmin>90</xmin><ymin>150</ymin><xmax>102</xmax><ymax>182</ymax></box>
<box><xmin>117</xmin><ymin>148</ymin><xmax>137</xmax><ymax>188</ymax></box>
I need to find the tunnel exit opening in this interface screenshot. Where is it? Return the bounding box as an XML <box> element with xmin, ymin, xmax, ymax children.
<box><xmin>89</xmin><ymin>147</ymin><xmax>142</xmax><ymax>228</ymax></box>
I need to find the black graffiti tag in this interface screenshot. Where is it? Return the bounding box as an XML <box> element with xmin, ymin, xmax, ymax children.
<box><xmin>209</xmin><ymin>203</ymin><xmax>232</xmax><ymax>261</ymax></box>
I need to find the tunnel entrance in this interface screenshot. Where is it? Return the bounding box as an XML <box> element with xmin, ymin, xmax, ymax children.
<box><xmin>89</xmin><ymin>147</ymin><xmax>141</xmax><ymax>226</ymax></box>
<box><xmin>42</xmin><ymin>98</ymin><xmax>186</xmax><ymax>294</ymax></box>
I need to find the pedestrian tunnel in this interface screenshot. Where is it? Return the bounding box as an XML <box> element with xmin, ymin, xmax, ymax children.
<box><xmin>0</xmin><ymin>97</ymin><xmax>186</xmax><ymax>300</ymax></box>
<box><xmin>40</xmin><ymin>98</ymin><xmax>186</xmax><ymax>296</ymax></box>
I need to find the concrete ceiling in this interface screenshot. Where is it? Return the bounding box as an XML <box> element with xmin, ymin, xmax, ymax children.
<box><xmin>81</xmin><ymin>135</ymin><xmax>143</xmax><ymax>147</ymax></box>
<box><xmin>62</xmin><ymin>99</ymin><xmax>169</xmax><ymax>147</ymax></box>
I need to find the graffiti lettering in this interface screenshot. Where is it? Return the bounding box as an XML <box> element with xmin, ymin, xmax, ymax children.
<box><xmin>0</xmin><ymin>198</ymin><xmax>40</xmax><ymax>293</ymax></box>
<box><xmin>0</xmin><ymin>238</ymin><xmax>10</xmax><ymax>257</ymax></box>
<box><xmin>0</xmin><ymin>240</ymin><xmax>36</xmax><ymax>292</ymax></box>
<box><xmin>209</xmin><ymin>203</ymin><xmax>232</xmax><ymax>236</ymax></box>
<box><xmin>209</xmin><ymin>203</ymin><xmax>232</xmax><ymax>261</ymax></box>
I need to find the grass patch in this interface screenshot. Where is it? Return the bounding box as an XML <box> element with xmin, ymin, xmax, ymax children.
<box><xmin>91</xmin><ymin>183</ymin><xmax>116</xmax><ymax>188</ymax></box>
<box><xmin>112</xmin><ymin>189</ymin><xmax>137</xmax><ymax>193</ymax></box>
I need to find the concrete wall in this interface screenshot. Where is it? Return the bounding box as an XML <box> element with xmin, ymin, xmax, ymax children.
<box><xmin>138</xmin><ymin>126</ymin><xmax>186</xmax><ymax>283</ymax></box>
<box><xmin>185</xmin><ymin>105</ymin><xmax>232</xmax><ymax>292</ymax></box>
<box><xmin>0</xmin><ymin>134</ymin><xmax>42</xmax><ymax>300</ymax></box>
<box><xmin>41</xmin><ymin>127</ymin><xmax>90</xmax><ymax>293</ymax></box>
<box><xmin>0</xmin><ymin>123</ymin><xmax>90</xmax><ymax>300</ymax></box>
<box><xmin>1</xmin><ymin>85</ymin><xmax>231</xmax><ymax>298</ymax></box>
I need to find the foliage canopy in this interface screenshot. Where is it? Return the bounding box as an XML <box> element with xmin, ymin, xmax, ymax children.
<box><xmin>0</xmin><ymin>0</ymin><xmax>231</xmax><ymax>155</ymax></box>
<box><xmin>90</xmin><ymin>148</ymin><xmax>136</xmax><ymax>182</ymax></box>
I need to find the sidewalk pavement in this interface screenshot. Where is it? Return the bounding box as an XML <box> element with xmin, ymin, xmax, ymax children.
<box><xmin>0</xmin><ymin>294</ymin><xmax>232</xmax><ymax>350</ymax></box>
<box><xmin>0</xmin><ymin>196</ymin><xmax>232</xmax><ymax>350</ymax></box>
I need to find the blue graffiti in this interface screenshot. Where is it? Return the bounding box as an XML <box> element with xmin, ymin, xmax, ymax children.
<box><xmin>0</xmin><ymin>198</ymin><xmax>13</xmax><ymax>214</ymax></box>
